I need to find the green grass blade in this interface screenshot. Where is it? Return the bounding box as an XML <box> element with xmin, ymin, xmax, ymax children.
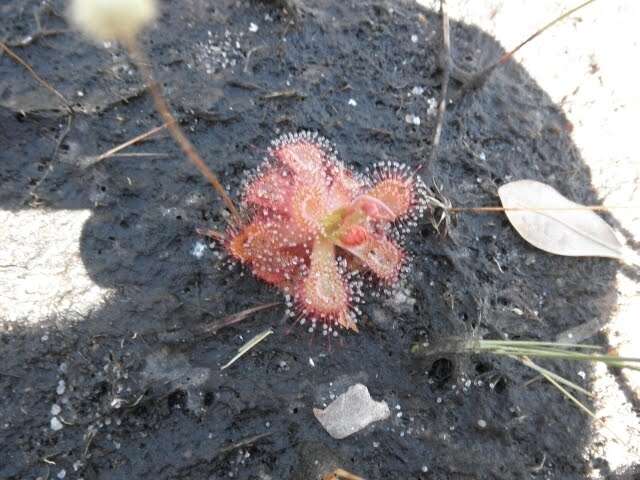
<box><xmin>480</xmin><ymin>340</ymin><xmax>603</xmax><ymax>350</ymax></box>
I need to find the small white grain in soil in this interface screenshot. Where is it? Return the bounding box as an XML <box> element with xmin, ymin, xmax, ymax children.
<box><xmin>51</xmin><ymin>404</ymin><xmax>62</xmax><ymax>415</ymax></box>
<box><xmin>411</xmin><ymin>34</ymin><xmax>418</xmax><ymax>43</ymax></box>
<box><xmin>249</xmin><ymin>22</ymin><xmax>258</xmax><ymax>33</ymax></box>
<box><xmin>404</xmin><ymin>114</ymin><xmax>421</xmax><ymax>126</ymax></box>
<box><xmin>191</xmin><ymin>241</ymin><xmax>207</xmax><ymax>258</ymax></box>
<box><xmin>426</xmin><ymin>97</ymin><xmax>437</xmax><ymax>116</ymax></box>
<box><xmin>478</xmin><ymin>419</ymin><xmax>487</xmax><ymax>428</ymax></box>
<box><xmin>56</xmin><ymin>380</ymin><xmax>66</xmax><ymax>395</ymax></box>
<box><xmin>348</xmin><ymin>98</ymin><xmax>357</xmax><ymax>106</ymax></box>
<box><xmin>57</xmin><ymin>469</ymin><xmax>66</xmax><ymax>479</ymax></box>
<box><xmin>50</xmin><ymin>417</ymin><xmax>63</xmax><ymax>431</ymax></box>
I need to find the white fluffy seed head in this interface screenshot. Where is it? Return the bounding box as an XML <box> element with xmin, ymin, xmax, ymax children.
<box><xmin>70</xmin><ymin>0</ymin><xmax>157</xmax><ymax>42</ymax></box>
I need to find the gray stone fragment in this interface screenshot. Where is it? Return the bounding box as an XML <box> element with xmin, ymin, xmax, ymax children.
<box><xmin>313</xmin><ymin>383</ymin><xmax>390</xmax><ymax>439</ymax></box>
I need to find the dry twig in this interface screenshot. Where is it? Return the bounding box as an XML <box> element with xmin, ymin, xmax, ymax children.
<box><xmin>0</xmin><ymin>41</ymin><xmax>72</xmax><ymax>113</ymax></box>
<box><xmin>460</xmin><ymin>0</ymin><xmax>598</xmax><ymax>95</ymax></box>
<box><xmin>125</xmin><ymin>41</ymin><xmax>239</xmax><ymax>219</ymax></box>
<box><xmin>450</xmin><ymin>205</ymin><xmax>640</xmax><ymax>213</ymax></box>
<box><xmin>425</xmin><ymin>0</ymin><xmax>450</xmax><ymax>176</ymax></box>
<box><xmin>24</xmin><ymin>115</ymin><xmax>73</xmax><ymax>204</ymax></box>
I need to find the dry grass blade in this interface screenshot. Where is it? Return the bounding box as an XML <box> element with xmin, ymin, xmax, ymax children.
<box><xmin>220</xmin><ymin>328</ymin><xmax>273</xmax><ymax>370</ymax></box>
<box><xmin>517</xmin><ymin>357</ymin><xmax>593</xmax><ymax>397</ymax></box>
<box><xmin>216</xmin><ymin>432</ymin><xmax>272</xmax><ymax>455</ymax></box>
<box><xmin>0</xmin><ymin>41</ymin><xmax>72</xmax><ymax>113</ymax></box>
<box><xmin>107</xmin><ymin>153</ymin><xmax>170</xmax><ymax>158</ymax></box>
<box><xmin>95</xmin><ymin>122</ymin><xmax>172</xmax><ymax>161</ymax></box>
<box><xmin>203</xmin><ymin>302</ymin><xmax>280</xmax><ymax>334</ymax></box>
<box><xmin>518</xmin><ymin>356</ymin><xmax>597</xmax><ymax>419</ymax></box>
<box><xmin>498</xmin><ymin>180</ymin><xmax>630</xmax><ymax>260</ymax></box>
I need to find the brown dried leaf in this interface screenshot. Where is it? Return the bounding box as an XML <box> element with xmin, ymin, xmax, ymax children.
<box><xmin>498</xmin><ymin>180</ymin><xmax>624</xmax><ymax>259</ymax></box>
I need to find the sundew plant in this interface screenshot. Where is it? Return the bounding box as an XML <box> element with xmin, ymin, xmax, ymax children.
<box><xmin>223</xmin><ymin>132</ymin><xmax>428</xmax><ymax>335</ymax></box>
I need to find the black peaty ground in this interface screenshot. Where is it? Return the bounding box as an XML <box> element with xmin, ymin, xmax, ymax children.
<box><xmin>0</xmin><ymin>0</ymin><xmax>622</xmax><ymax>478</ymax></box>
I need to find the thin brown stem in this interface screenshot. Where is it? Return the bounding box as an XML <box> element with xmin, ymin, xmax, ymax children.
<box><xmin>0</xmin><ymin>41</ymin><xmax>72</xmax><ymax>113</ymax></box>
<box><xmin>425</xmin><ymin>0</ymin><xmax>450</xmax><ymax>176</ymax></box>
<box><xmin>460</xmin><ymin>0</ymin><xmax>598</xmax><ymax>94</ymax></box>
<box><xmin>450</xmin><ymin>205</ymin><xmax>639</xmax><ymax>213</ymax></box>
<box><xmin>125</xmin><ymin>40</ymin><xmax>239</xmax><ymax>219</ymax></box>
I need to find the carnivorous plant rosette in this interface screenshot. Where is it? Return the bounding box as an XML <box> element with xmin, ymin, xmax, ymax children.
<box><xmin>223</xmin><ymin>132</ymin><xmax>427</xmax><ymax>335</ymax></box>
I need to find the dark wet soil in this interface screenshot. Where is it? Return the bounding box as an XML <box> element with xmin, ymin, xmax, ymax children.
<box><xmin>0</xmin><ymin>0</ymin><xmax>624</xmax><ymax>478</ymax></box>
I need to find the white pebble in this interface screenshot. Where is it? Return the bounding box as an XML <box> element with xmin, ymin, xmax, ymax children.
<box><xmin>249</xmin><ymin>22</ymin><xmax>258</xmax><ymax>33</ymax></box>
<box><xmin>50</xmin><ymin>417</ymin><xmax>63</xmax><ymax>431</ymax></box>
<box><xmin>191</xmin><ymin>241</ymin><xmax>207</xmax><ymax>258</ymax></box>
<box><xmin>411</xmin><ymin>34</ymin><xmax>418</xmax><ymax>43</ymax></box>
<box><xmin>404</xmin><ymin>114</ymin><xmax>421</xmax><ymax>126</ymax></box>
<box><xmin>427</xmin><ymin>97</ymin><xmax>437</xmax><ymax>116</ymax></box>
<box><xmin>477</xmin><ymin>419</ymin><xmax>487</xmax><ymax>428</ymax></box>
<box><xmin>56</xmin><ymin>380</ymin><xmax>66</xmax><ymax>395</ymax></box>
<box><xmin>57</xmin><ymin>469</ymin><xmax>66</xmax><ymax>479</ymax></box>
<box><xmin>308</xmin><ymin>357</ymin><xmax>315</xmax><ymax>367</ymax></box>
<box><xmin>51</xmin><ymin>404</ymin><xmax>62</xmax><ymax>416</ymax></box>
<box><xmin>348</xmin><ymin>98</ymin><xmax>357</xmax><ymax>107</ymax></box>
